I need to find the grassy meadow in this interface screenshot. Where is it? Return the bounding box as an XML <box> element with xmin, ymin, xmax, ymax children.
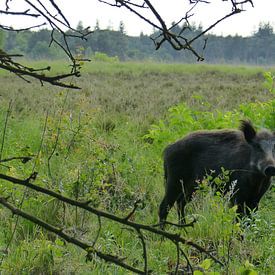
<box><xmin>0</xmin><ymin>61</ymin><xmax>274</xmax><ymax>274</ymax></box>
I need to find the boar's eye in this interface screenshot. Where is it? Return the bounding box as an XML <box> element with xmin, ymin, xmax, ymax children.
<box><xmin>252</xmin><ymin>142</ymin><xmax>263</xmax><ymax>152</ymax></box>
<box><xmin>253</xmin><ymin>140</ymin><xmax>274</xmax><ymax>153</ymax></box>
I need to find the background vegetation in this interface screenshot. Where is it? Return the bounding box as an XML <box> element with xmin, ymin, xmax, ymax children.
<box><xmin>0</xmin><ymin>61</ymin><xmax>274</xmax><ymax>273</ymax></box>
<box><xmin>2</xmin><ymin>21</ymin><xmax>275</xmax><ymax>64</ymax></box>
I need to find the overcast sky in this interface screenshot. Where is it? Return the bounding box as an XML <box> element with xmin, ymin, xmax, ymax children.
<box><xmin>58</xmin><ymin>0</ymin><xmax>274</xmax><ymax>37</ymax></box>
<box><xmin>3</xmin><ymin>0</ymin><xmax>274</xmax><ymax>37</ymax></box>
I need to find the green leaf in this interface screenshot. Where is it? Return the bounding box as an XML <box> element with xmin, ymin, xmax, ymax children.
<box><xmin>200</xmin><ymin>258</ymin><xmax>212</xmax><ymax>270</ymax></box>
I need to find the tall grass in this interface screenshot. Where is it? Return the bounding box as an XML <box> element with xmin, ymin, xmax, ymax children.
<box><xmin>0</xmin><ymin>61</ymin><xmax>274</xmax><ymax>274</ymax></box>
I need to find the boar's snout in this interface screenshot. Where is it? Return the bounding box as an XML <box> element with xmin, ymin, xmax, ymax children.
<box><xmin>264</xmin><ymin>166</ymin><xmax>275</xmax><ymax>177</ymax></box>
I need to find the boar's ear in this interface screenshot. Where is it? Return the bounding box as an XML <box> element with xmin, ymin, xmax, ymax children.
<box><xmin>239</xmin><ymin>120</ymin><xmax>256</xmax><ymax>143</ymax></box>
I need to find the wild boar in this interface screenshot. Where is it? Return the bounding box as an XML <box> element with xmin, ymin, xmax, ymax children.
<box><xmin>159</xmin><ymin>120</ymin><xmax>275</xmax><ymax>227</ymax></box>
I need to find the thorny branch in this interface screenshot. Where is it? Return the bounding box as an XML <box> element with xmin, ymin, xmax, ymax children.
<box><xmin>0</xmin><ymin>171</ymin><xmax>224</xmax><ymax>273</ymax></box>
<box><xmin>100</xmin><ymin>0</ymin><xmax>254</xmax><ymax>61</ymax></box>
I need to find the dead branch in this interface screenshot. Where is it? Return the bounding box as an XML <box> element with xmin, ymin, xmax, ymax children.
<box><xmin>0</xmin><ymin>0</ymin><xmax>255</xmax><ymax>86</ymax></box>
<box><xmin>136</xmin><ymin>228</ymin><xmax>149</xmax><ymax>273</ymax></box>
<box><xmin>0</xmin><ymin>0</ymin><xmax>91</xmax><ymax>89</ymax></box>
<box><xmin>0</xmin><ymin>171</ymin><xmax>224</xmax><ymax>267</ymax></box>
<box><xmin>0</xmin><ymin>53</ymin><xmax>81</xmax><ymax>89</ymax></box>
<box><xmin>0</xmin><ymin>156</ymin><xmax>33</xmax><ymax>164</ymax></box>
<box><xmin>0</xmin><ymin>197</ymin><xmax>145</xmax><ymax>274</ymax></box>
<box><xmin>100</xmin><ymin>0</ymin><xmax>254</xmax><ymax>60</ymax></box>
<box><xmin>0</xmin><ymin>100</ymin><xmax>12</xmax><ymax>161</ymax></box>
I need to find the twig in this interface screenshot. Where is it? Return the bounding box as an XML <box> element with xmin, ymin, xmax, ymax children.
<box><xmin>100</xmin><ymin>0</ymin><xmax>254</xmax><ymax>60</ymax></box>
<box><xmin>0</xmin><ymin>172</ymin><xmax>224</xmax><ymax>266</ymax></box>
<box><xmin>32</xmin><ymin>112</ymin><xmax>49</xmax><ymax>173</ymax></box>
<box><xmin>153</xmin><ymin>218</ymin><xmax>197</xmax><ymax>229</ymax></box>
<box><xmin>0</xmin><ymin>156</ymin><xmax>32</xmax><ymax>164</ymax></box>
<box><xmin>47</xmin><ymin>91</ymin><xmax>69</xmax><ymax>180</ymax></box>
<box><xmin>136</xmin><ymin>229</ymin><xmax>150</xmax><ymax>274</ymax></box>
<box><xmin>0</xmin><ymin>100</ymin><xmax>12</xmax><ymax>161</ymax></box>
<box><xmin>0</xmin><ymin>63</ymin><xmax>81</xmax><ymax>89</ymax></box>
<box><xmin>92</xmin><ymin>216</ymin><xmax>102</xmax><ymax>247</ymax></box>
<box><xmin>0</xmin><ymin>1</ymin><xmax>91</xmax><ymax>88</ymax></box>
<box><xmin>124</xmin><ymin>199</ymin><xmax>142</xmax><ymax>220</ymax></box>
<box><xmin>174</xmin><ymin>241</ymin><xmax>180</xmax><ymax>274</ymax></box>
<box><xmin>0</xmin><ymin>100</ymin><xmax>13</xmax><ymax>266</ymax></box>
<box><xmin>180</xmin><ymin>246</ymin><xmax>193</xmax><ymax>274</ymax></box>
<box><xmin>0</xmin><ymin>197</ymin><xmax>145</xmax><ymax>274</ymax></box>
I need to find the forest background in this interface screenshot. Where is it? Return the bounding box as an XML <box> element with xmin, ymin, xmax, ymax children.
<box><xmin>2</xmin><ymin>21</ymin><xmax>275</xmax><ymax>64</ymax></box>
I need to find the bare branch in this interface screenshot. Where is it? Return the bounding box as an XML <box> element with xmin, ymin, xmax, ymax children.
<box><xmin>0</xmin><ymin>9</ymin><xmax>40</xmax><ymax>17</ymax></box>
<box><xmin>124</xmin><ymin>199</ymin><xmax>142</xmax><ymax>220</ymax></box>
<box><xmin>0</xmin><ymin>22</ymin><xmax>46</xmax><ymax>32</ymax></box>
<box><xmin>100</xmin><ymin>0</ymin><xmax>254</xmax><ymax>60</ymax></box>
<box><xmin>0</xmin><ymin>101</ymin><xmax>12</xmax><ymax>161</ymax></box>
<box><xmin>0</xmin><ymin>156</ymin><xmax>32</xmax><ymax>164</ymax></box>
<box><xmin>0</xmin><ymin>197</ymin><xmax>145</xmax><ymax>274</ymax></box>
<box><xmin>0</xmin><ymin>1</ymin><xmax>91</xmax><ymax>88</ymax></box>
<box><xmin>136</xmin><ymin>229</ymin><xmax>149</xmax><ymax>274</ymax></box>
<box><xmin>0</xmin><ymin>171</ymin><xmax>224</xmax><ymax>266</ymax></box>
<box><xmin>0</xmin><ymin>60</ymin><xmax>80</xmax><ymax>89</ymax></box>
<box><xmin>154</xmin><ymin>218</ymin><xmax>197</xmax><ymax>229</ymax></box>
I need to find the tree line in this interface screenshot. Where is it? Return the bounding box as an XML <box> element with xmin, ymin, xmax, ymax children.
<box><xmin>1</xmin><ymin>21</ymin><xmax>274</xmax><ymax>65</ymax></box>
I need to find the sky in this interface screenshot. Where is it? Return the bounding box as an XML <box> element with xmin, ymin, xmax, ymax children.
<box><xmin>58</xmin><ymin>0</ymin><xmax>274</xmax><ymax>37</ymax></box>
<box><xmin>2</xmin><ymin>0</ymin><xmax>275</xmax><ymax>37</ymax></box>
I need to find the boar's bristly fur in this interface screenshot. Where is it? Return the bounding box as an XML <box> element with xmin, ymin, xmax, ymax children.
<box><xmin>159</xmin><ymin>120</ymin><xmax>275</xmax><ymax>228</ymax></box>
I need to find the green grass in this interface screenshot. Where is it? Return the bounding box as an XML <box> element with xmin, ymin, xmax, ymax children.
<box><xmin>0</xmin><ymin>60</ymin><xmax>273</xmax><ymax>120</ymax></box>
<box><xmin>0</xmin><ymin>61</ymin><xmax>274</xmax><ymax>274</ymax></box>
<box><xmin>10</xmin><ymin>58</ymin><xmax>275</xmax><ymax>75</ymax></box>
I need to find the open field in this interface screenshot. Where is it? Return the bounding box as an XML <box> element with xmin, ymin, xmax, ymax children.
<box><xmin>0</xmin><ymin>61</ymin><xmax>274</xmax><ymax>274</ymax></box>
<box><xmin>1</xmin><ymin>61</ymin><xmax>273</xmax><ymax>119</ymax></box>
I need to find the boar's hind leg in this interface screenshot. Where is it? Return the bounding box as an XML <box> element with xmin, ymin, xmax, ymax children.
<box><xmin>236</xmin><ymin>200</ymin><xmax>259</xmax><ymax>219</ymax></box>
<box><xmin>176</xmin><ymin>195</ymin><xmax>186</xmax><ymax>225</ymax></box>
<box><xmin>159</xmin><ymin>177</ymin><xmax>183</xmax><ymax>229</ymax></box>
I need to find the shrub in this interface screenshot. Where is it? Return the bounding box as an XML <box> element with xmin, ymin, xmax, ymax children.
<box><xmin>93</xmin><ymin>52</ymin><xmax>119</xmax><ymax>63</ymax></box>
<box><xmin>144</xmin><ymin>97</ymin><xmax>275</xmax><ymax>149</ymax></box>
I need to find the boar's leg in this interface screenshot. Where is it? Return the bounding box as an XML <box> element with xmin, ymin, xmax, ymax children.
<box><xmin>176</xmin><ymin>194</ymin><xmax>186</xmax><ymax>225</ymax></box>
<box><xmin>236</xmin><ymin>200</ymin><xmax>259</xmax><ymax>218</ymax></box>
<box><xmin>158</xmin><ymin>177</ymin><xmax>183</xmax><ymax>229</ymax></box>
<box><xmin>244</xmin><ymin>200</ymin><xmax>259</xmax><ymax>216</ymax></box>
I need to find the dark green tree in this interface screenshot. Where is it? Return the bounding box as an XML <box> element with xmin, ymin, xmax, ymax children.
<box><xmin>255</xmin><ymin>22</ymin><xmax>273</xmax><ymax>38</ymax></box>
<box><xmin>0</xmin><ymin>30</ymin><xmax>5</xmax><ymax>48</ymax></box>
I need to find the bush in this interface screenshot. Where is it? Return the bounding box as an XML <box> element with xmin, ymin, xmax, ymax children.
<box><xmin>93</xmin><ymin>52</ymin><xmax>119</xmax><ymax>63</ymax></box>
<box><xmin>144</xmin><ymin>96</ymin><xmax>275</xmax><ymax>149</ymax></box>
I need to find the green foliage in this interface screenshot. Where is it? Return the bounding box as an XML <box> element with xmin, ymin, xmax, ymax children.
<box><xmin>1</xmin><ymin>239</ymin><xmax>59</xmax><ymax>274</ymax></box>
<box><xmin>93</xmin><ymin>52</ymin><xmax>119</xmax><ymax>63</ymax></box>
<box><xmin>0</xmin><ymin>30</ymin><xmax>5</xmax><ymax>49</ymax></box>
<box><xmin>263</xmin><ymin>71</ymin><xmax>275</xmax><ymax>94</ymax></box>
<box><xmin>145</xmin><ymin>95</ymin><xmax>275</xmax><ymax>149</ymax></box>
<box><xmin>30</xmin><ymin>41</ymin><xmax>63</xmax><ymax>59</ymax></box>
<box><xmin>0</xmin><ymin>63</ymin><xmax>274</xmax><ymax>274</ymax></box>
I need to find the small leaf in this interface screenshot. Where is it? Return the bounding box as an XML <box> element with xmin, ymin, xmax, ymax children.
<box><xmin>244</xmin><ymin>260</ymin><xmax>254</xmax><ymax>269</ymax></box>
<box><xmin>200</xmin><ymin>258</ymin><xmax>212</xmax><ymax>270</ymax></box>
